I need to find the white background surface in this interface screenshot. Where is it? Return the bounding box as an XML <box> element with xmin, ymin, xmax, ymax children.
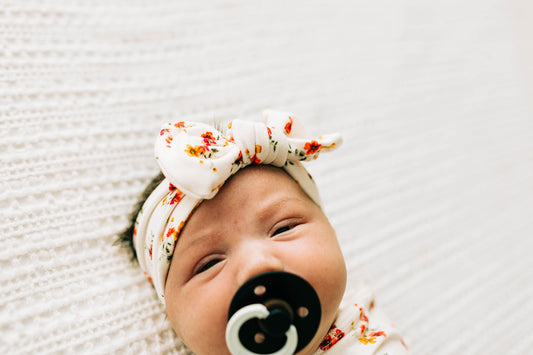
<box><xmin>1</xmin><ymin>1</ymin><xmax>532</xmax><ymax>354</ymax></box>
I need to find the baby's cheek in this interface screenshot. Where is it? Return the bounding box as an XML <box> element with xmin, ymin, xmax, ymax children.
<box><xmin>285</xmin><ymin>238</ymin><xmax>343</xmax><ymax>296</ymax></box>
<box><xmin>173</xmin><ymin>280</ymin><xmax>234</xmax><ymax>354</ymax></box>
<box><xmin>303</xmin><ymin>236</ymin><xmax>346</xmax><ymax>308</ymax></box>
<box><xmin>164</xmin><ymin>294</ymin><xmax>189</xmax><ymax>342</ymax></box>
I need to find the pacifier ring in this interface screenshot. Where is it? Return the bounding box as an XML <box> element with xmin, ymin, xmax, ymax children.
<box><xmin>226</xmin><ymin>271</ymin><xmax>321</xmax><ymax>354</ymax></box>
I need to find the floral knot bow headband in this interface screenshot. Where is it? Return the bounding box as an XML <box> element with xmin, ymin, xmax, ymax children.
<box><xmin>133</xmin><ymin>110</ymin><xmax>342</xmax><ymax>303</ymax></box>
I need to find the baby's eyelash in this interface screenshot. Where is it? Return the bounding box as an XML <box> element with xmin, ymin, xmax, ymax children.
<box><xmin>273</xmin><ymin>225</ymin><xmax>293</xmax><ymax>236</ymax></box>
<box><xmin>195</xmin><ymin>257</ymin><xmax>222</xmax><ymax>274</ymax></box>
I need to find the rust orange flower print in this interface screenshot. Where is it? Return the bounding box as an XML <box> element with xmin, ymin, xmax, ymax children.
<box><xmin>170</xmin><ymin>191</ymin><xmax>183</xmax><ymax>205</ymax></box>
<box><xmin>166</xmin><ymin>227</ymin><xmax>178</xmax><ymax>240</ymax></box>
<box><xmin>284</xmin><ymin>116</ymin><xmax>293</xmax><ymax>134</ymax></box>
<box><xmin>319</xmin><ymin>324</ymin><xmax>345</xmax><ymax>351</ymax></box>
<box><xmin>164</xmin><ymin>135</ymin><xmax>173</xmax><ymax>148</ymax></box>
<box><xmin>201</xmin><ymin>131</ymin><xmax>217</xmax><ymax>146</ymax></box>
<box><xmin>168</xmin><ymin>183</ymin><xmax>184</xmax><ymax>205</ymax></box>
<box><xmin>185</xmin><ymin>144</ymin><xmax>206</xmax><ymax>157</ymax></box>
<box><xmin>165</xmin><ymin>221</ymin><xmax>185</xmax><ymax>241</ymax></box>
<box><xmin>304</xmin><ymin>140</ymin><xmax>322</xmax><ymax>155</ymax></box>
<box><xmin>250</xmin><ymin>144</ymin><xmax>263</xmax><ymax>164</ymax></box>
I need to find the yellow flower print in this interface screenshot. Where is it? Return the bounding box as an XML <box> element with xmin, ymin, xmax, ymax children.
<box><xmin>176</xmin><ymin>220</ymin><xmax>185</xmax><ymax>236</ymax></box>
<box><xmin>165</xmin><ymin>222</ymin><xmax>185</xmax><ymax>241</ymax></box>
<box><xmin>185</xmin><ymin>144</ymin><xmax>206</xmax><ymax>157</ymax></box>
<box><xmin>358</xmin><ymin>336</ymin><xmax>376</xmax><ymax>345</ymax></box>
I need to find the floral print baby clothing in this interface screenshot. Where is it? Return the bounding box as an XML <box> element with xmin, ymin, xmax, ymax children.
<box><xmin>314</xmin><ymin>284</ymin><xmax>409</xmax><ymax>355</ymax></box>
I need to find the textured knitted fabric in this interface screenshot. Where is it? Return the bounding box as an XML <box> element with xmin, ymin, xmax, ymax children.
<box><xmin>1</xmin><ymin>1</ymin><xmax>533</xmax><ymax>355</ymax></box>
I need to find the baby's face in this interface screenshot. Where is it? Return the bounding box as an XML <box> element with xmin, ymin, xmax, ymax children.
<box><xmin>164</xmin><ymin>166</ymin><xmax>346</xmax><ymax>355</ymax></box>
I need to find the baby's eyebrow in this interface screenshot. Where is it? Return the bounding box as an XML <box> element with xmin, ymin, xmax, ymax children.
<box><xmin>177</xmin><ymin>197</ymin><xmax>309</xmax><ymax>254</ymax></box>
<box><xmin>177</xmin><ymin>230</ymin><xmax>221</xmax><ymax>256</ymax></box>
<box><xmin>257</xmin><ymin>196</ymin><xmax>309</xmax><ymax>218</ymax></box>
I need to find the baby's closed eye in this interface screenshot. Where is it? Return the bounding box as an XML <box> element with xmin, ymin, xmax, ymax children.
<box><xmin>270</xmin><ymin>218</ymin><xmax>304</xmax><ymax>237</ymax></box>
<box><xmin>273</xmin><ymin>225</ymin><xmax>293</xmax><ymax>236</ymax></box>
<box><xmin>194</xmin><ymin>257</ymin><xmax>223</xmax><ymax>274</ymax></box>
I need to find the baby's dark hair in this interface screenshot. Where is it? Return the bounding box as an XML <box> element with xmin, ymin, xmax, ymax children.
<box><xmin>117</xmin><ymin>172</ymin><xmax>165</xmax><ymax>261</ymax></box>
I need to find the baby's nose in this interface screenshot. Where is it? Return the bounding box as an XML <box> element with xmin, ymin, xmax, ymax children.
<box><xmin>235</xmin><ymin>242</ymin><xmax>285</xmax><ymax>286</ymax></box>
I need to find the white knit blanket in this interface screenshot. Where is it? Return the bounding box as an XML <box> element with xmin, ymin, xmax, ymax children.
<box><xmin>1</xmin><ymin>1</ymin><xmax>532</xmax><ymax>354</ymax></box>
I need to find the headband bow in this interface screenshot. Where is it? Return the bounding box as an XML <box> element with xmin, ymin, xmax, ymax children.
<box><xmin>134</xmin><ymin>110</ymin><xmax>342</xmax><ymax>303</ymax></box>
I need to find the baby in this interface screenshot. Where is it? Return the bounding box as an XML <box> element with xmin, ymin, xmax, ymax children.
<box><xmin>120</xmin><ymin>110</ymin><xmax>408</xmax><ymax>354</ymax></box>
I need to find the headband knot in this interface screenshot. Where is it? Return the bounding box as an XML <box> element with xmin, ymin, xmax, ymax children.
<box><xmin>155</xmin><ymin>110</ymin><xmax>339</xmax><ymax>200</ymax></box>
<box><xmin>135</xmin><ymin>110</ymin><xmax>342</xmax><ymax>303</ymax></box>
<box><xmin>228</xmin><ymin>119</ymin><xmax>289</xmax><ymax>168</ymax></box>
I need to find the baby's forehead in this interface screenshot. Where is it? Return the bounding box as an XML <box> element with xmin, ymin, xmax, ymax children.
<box><xmin>170</xmin><ymin>166</ymin><xmax>321</xmax><ymax>252</ymax></box>
<box><xmin>199</xmin><ymin>167</ymin><xmax>315</xmax><ymax>210</ymax></box>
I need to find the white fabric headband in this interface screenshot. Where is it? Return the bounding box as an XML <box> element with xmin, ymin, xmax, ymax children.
<box><xmin>133</xmin><ymin>110</ymin><xmax>342</xmax><ymax>303</ymax></box>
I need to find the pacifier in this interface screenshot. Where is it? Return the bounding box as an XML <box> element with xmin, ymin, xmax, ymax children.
<box><xmin>225</xmin><ymin>271</ymin><xmax>321</xmax><ymax>355</ymax></box>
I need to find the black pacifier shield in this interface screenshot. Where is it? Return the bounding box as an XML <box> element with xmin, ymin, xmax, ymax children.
<box><xmin>227</xmin><ymin>271</ymin><xmax>321</xmax><ymax>354</ymax></box>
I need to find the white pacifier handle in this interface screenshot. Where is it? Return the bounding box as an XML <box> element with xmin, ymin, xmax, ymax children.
<box><xmin>225</xmin><ymin>303</ymin><xmax>298</xmax><ymax>355</ymax></box>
